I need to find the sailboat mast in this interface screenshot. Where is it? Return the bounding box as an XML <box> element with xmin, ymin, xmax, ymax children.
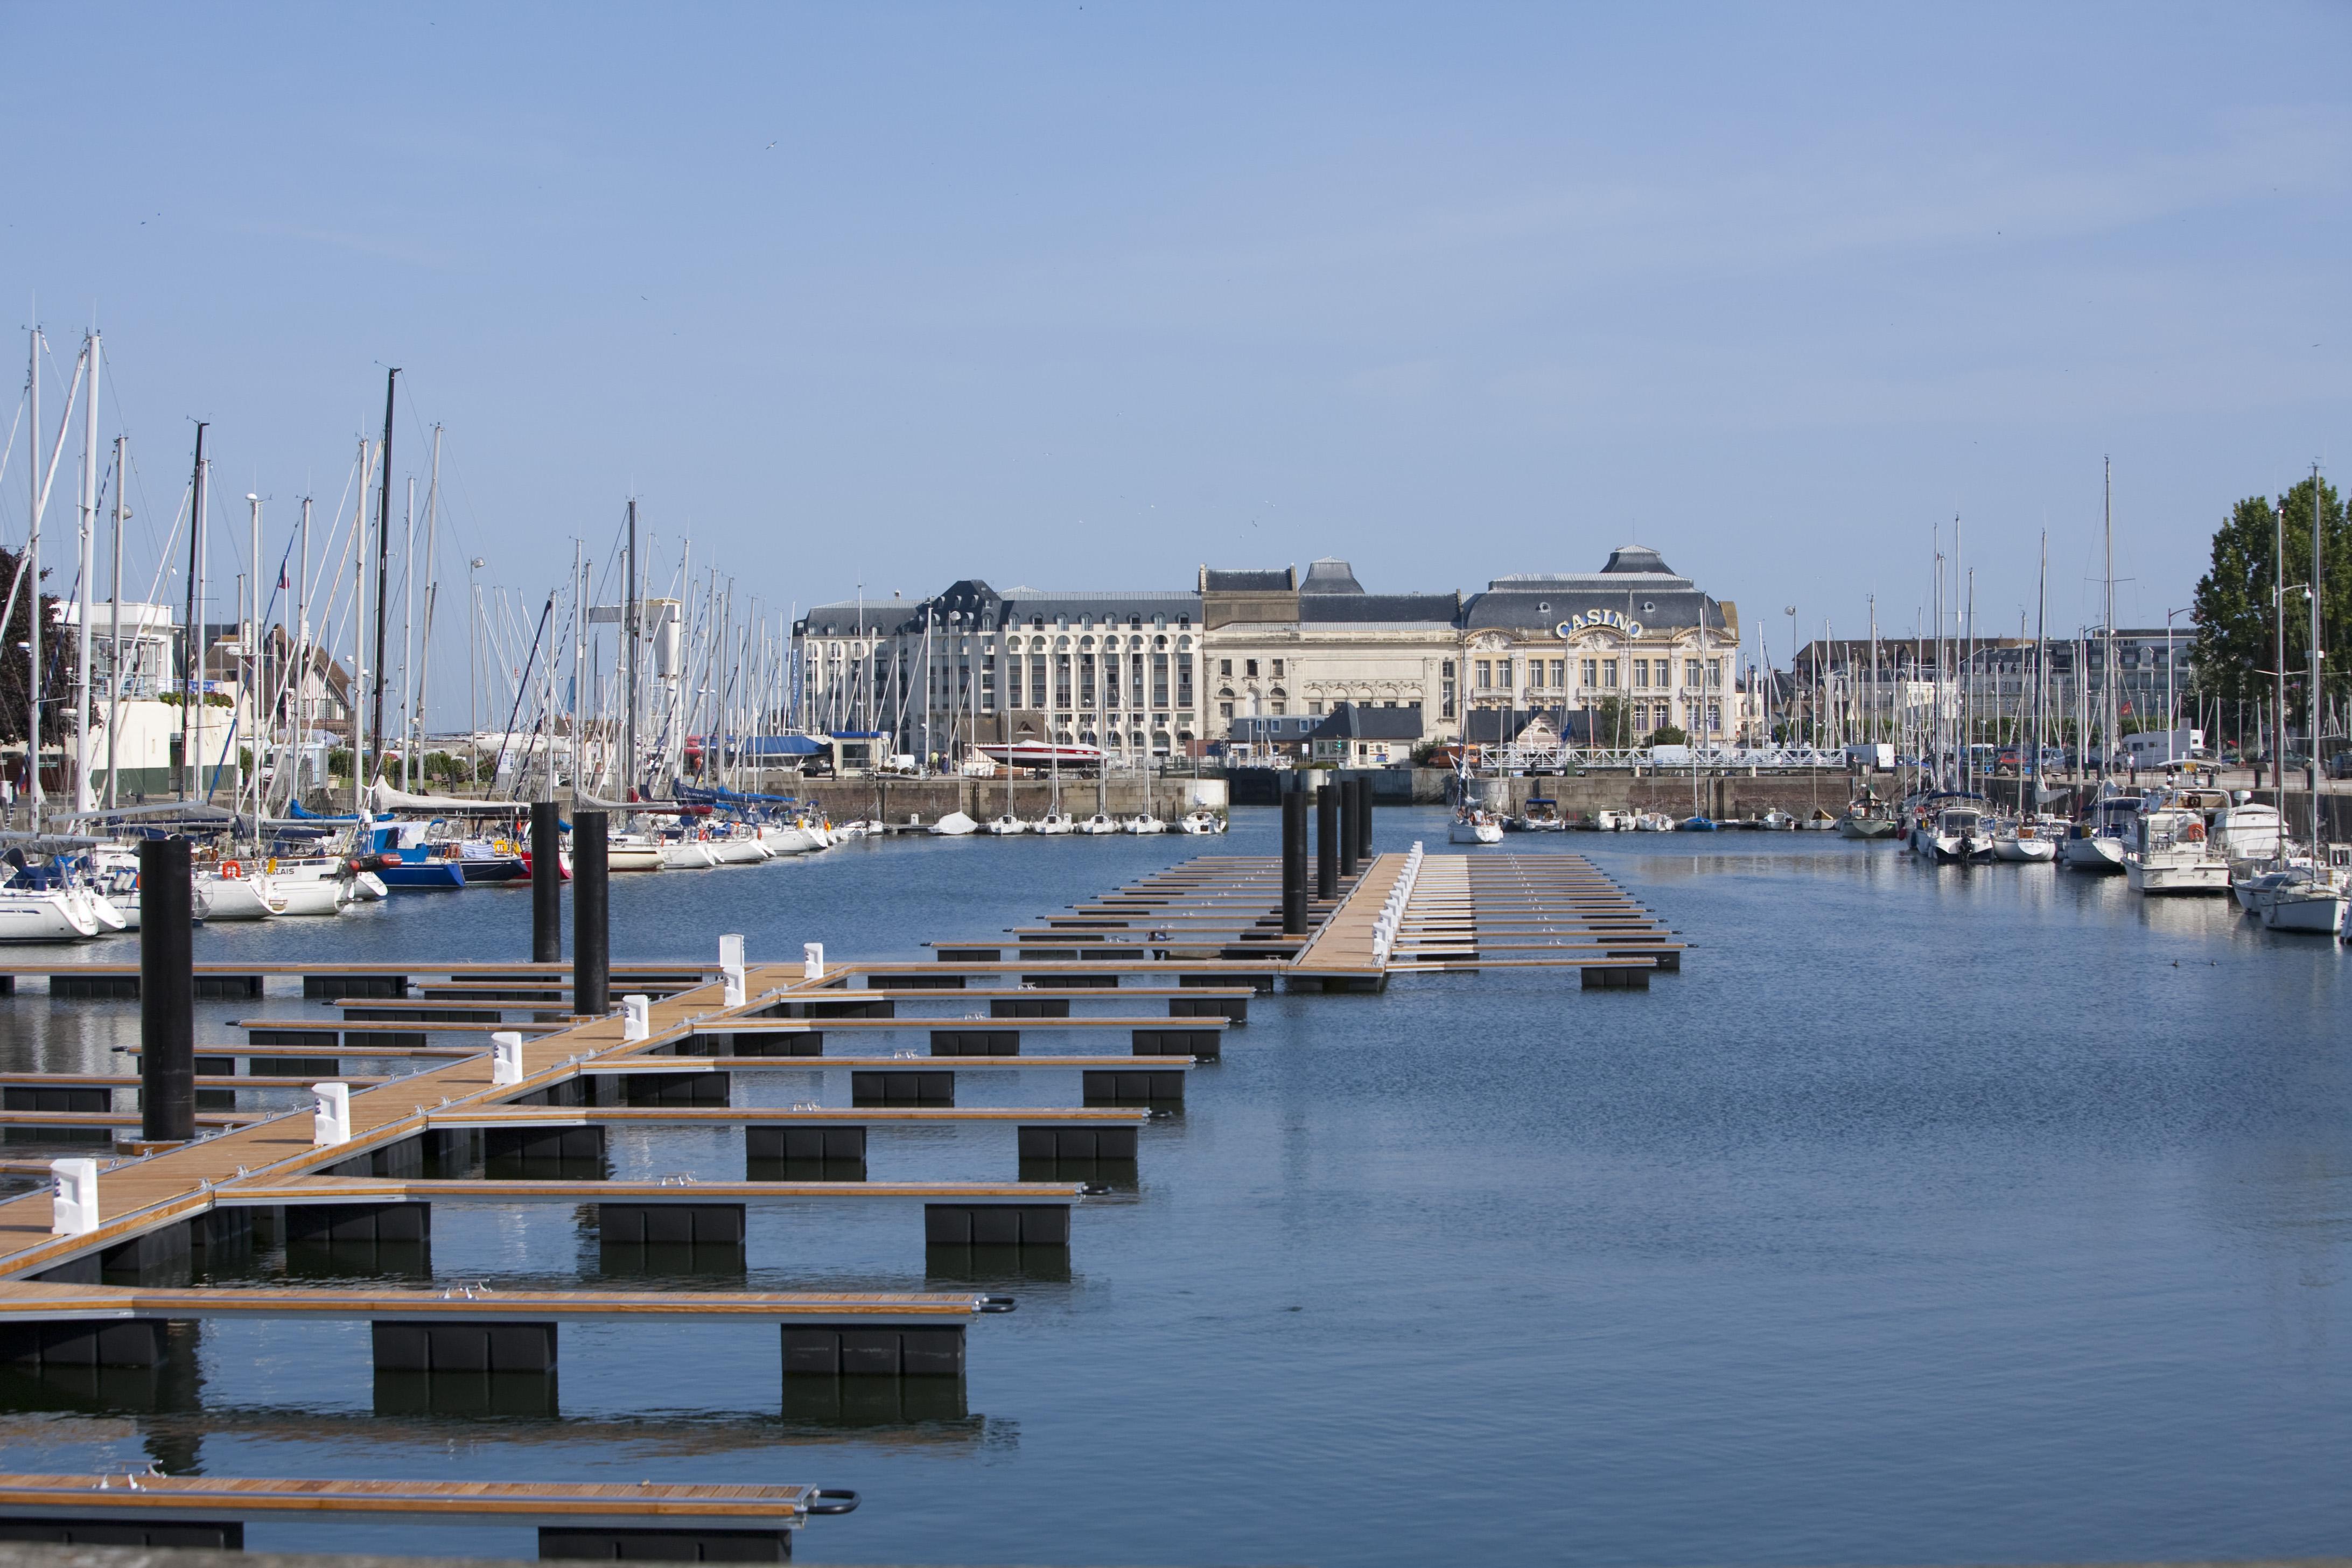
<box><xmin>414</xmin><ymin>424</ymin><xmax>442</xmax><ymax>788</ymax></box>
<box><xmin>368</xmin><ymin>368</ymin><xmax>398</xmax><ymax>783</ymax></box>
<box><xmin>2032</xmin><ymin>531</ymin><xmax>2047</xmax><ymax>804</ymax></box>
<box><xmin>73</xmin><ymin>330</ymin><xmax>101</xmax><ymax>814</ymax></box>
<box><xmin>105</xmin><ymin>437</ymin><xmax>126</xmax><ymax>810</ymax></box>
<box><xmin>2272</xmin><ymin>487</ymin><xmax>2287</xmax><ymax>809</ymax></box>
<box><xmin>293</xmin><ymin>495</ymin><xmax>310</xmax><ymax>814</ymax></box>
<box><xmin>571</xmin><ymin>541</ymin><xmax>584</xmax><ymax>807</ymax></box>
<box><xmin>2308</xmin><ymin>463</ymin><xmax>2323</xmax><ymax>853</ymax></box>
<box><xmin>400</xmin><ymin>476</ymin><xmax>415</xmax><ymax>792</ymax></box>
<box><xmin>624</xmin><ymin>499</ymin><xmax>639</xmax><ymax>802</ymax></box>
<box><xmin>2102</xmin><ymin>458</ymin><xmax>2116</xmax><ymax>786</ymax></box>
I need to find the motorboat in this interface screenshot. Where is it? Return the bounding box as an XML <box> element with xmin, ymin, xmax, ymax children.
<box><xmin>1123</xmin><ymin>813</ymin><xmax>1167</xmax><ymax>835</ymax></box>
<box><xmin>2123</xmin><ymin>807</ymin><xmax>2229</xmax><ymax>894</ymax></box>
<box><xmin>1177</xmin><ymin>809</ymin><xmax>1226</xmax><ymax>835</ymax></box>
<box><xmin>1916</xmin><ymin>804</ymin><xmax>1996</xmax><ymax>863</ymax></box>
<box><xmin>1631</xmin><ymin>811</ymin><xmax>1676</xmax><ymax>832</ymax></box>
<box><xmin>1514</xmin><ymin>797</ymin><xmax>1565</xmax><ymax>832</ymax></box>
<box><xmin>1034</xmin><ymin>813</ymin><xmax>1076</xmax><ymax>835</ymax></box>
<box><xmin>1078</xmin><ymin>814</ymin><xmax>1118</xmax><ymax>835</ymax></box>
<box><xmin>1991</xmin><ymin>817</ymin><xmax>2060</xmax><ymax>863</ymax></box>
<box><xmin>1675</xmin><ymin>816</ymin><xmax>1719</xmax><ymax>832</ymax></box>
<box><xmin>985</xmin><ymin>814</ymin><xmax>1031</xmax><ymax>836</ymax></box>
<box><xmin>930</xmin><ymin>811</ymin><xmax>979</xmax><ymax>837</ymax></box>
<box><xmin>1802</xmin><ymin>808</ymin><xmax>1839</xmax><ymax>830</ymax></box>
<box><xmin>1593</xmin><ymin>809</ymin><xmax>1630</xmax><ymax>832</ymax></box>
<box><xmin>973</xmin><ymin>740</ymin><xmax>1107</xmax><ymax>769</ymax></box>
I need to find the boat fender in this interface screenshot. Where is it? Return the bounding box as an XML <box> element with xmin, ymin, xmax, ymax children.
<box><xmin>807</xmin><ymin>1490</ymin><xmax>861</xmax><ymax>1516</ymax></box>
<box><xmin>221</xmin><ymin>860</ymin><xmax>242</xmax><ymax>880</ymax></box>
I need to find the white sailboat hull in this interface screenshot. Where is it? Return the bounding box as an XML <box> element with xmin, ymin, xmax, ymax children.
<box><xmin>265</xmin><ymin>878</ymin><xmax>351</xmax><ymax>917</ymax></box>
<box><xmin>0</xmin><ymin>892</ymin><xmax>101</xmax><ymax>942</ymax></box>
<box><xmin>1034</xmin><ymin>814</ymin><xmax>1075</xmax><ymax>835</ymax></box>
<box><xmin>1078</xmin><ymin>816</ymin><xmax>1118</xmax><ymax>835</ymax></box>
<box><xmin>1991</xmin><ymin>835</ymin><xmax>2057</xmax><ymax>863</ymax></box>
<box><xmin>2061</xmin><ymin>835</ymin><xmax>2128</xmax><ymax>871</ymax></box>
<box><xmin>197</xmin><ymin>876</ymin><xmax>277</xmax><ymax>921</ymax></box>
<box><xmin>1450</xmin><ymin>820</ymin><xmax>1505</xmax><ymax>845</ymax></box>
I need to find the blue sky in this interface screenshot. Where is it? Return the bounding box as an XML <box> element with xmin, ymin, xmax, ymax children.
<box><xmin>5</xmin><ymin>3</ymin><xmax>2348</xmax><ymax>699</ymax></box>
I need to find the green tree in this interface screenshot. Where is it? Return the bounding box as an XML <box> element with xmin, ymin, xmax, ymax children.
<box><xmin>2191</xmin><ymin>477</ymin><xmax>2350</xmax><ymax>715</ymax></box>
<box><xmin>1648</xmin><ymin>724</ymin><xmax>1688</xmax><ymax>746</ymax></box>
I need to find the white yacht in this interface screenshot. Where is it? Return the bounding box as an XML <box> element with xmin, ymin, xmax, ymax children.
<box><xmin>1123</xmin><ymin>813</ymin><xmax>1167</xmax><ymax>835</ymax></box>
<box><xmin>1177</xmin><ymin>809</ymin><xmax>1226</xmax><ymax>835</ymax></box>
<box><xmin>195</xmin><ymin>867</ymin><xmax>277</xmax><ymax>921</ymax></box>
<box><xmin>1034</xmin><ymin>813</ymin><xmax>1076</xmax><ymax>835</ymax></box>
<box><xmin>1078</xmin><ymin>813</ymin><xmax>1118</xmax><ymax>835</ymax></box>
<box><xmin>2123</xmin><ymin>807</ymin><xmax>2229</xmax><ymax>894</ymax></box>
<box><xmin>1990</xmin><ymin>816</ymin><xmax>2060</xmax><ymax>863</ymax></box>
<box><xmin>1917</xmin><ymin>803</ymin><xmax>1996</xmax><ymax>863</ymax></box>
<box><xmin>985</xmin><ymin>814</ymin><xmax>1031</xmax><ymax>836</ymax></box>
<box><xmin>1450</xmin><ymin>807</ymin><xmax>1506</xmax><ymax>844</ymax></box>
<box><xmin>0</xmin><ymin>877</ymin><xmax>102</xmax><ymax>941</ymax></box>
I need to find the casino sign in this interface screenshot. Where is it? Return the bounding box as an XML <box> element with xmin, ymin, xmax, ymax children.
<box><xmin>1556</xmin><ymin>608</ymin><xmax>1642</xmax><ymax>640</ymax></box>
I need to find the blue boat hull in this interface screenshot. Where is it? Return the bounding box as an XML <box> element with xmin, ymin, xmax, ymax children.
<box><xmin>377</xmin><ymin>861</ymin><xmax>467</xmax><ymax>890</ymax></box>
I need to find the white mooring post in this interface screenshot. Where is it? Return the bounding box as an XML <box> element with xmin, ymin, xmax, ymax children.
<box><xmin>803</xmin><ymin>942</ymin><xmax>825</xmax><ymax>981</ymax></box>
<box><xmin>622</xmin><ymin>994</ymin><xmax>652</xmax><ymax>1042</ymax></box>
<box><xmin>49</xmin><ymin>1159</ymin><xmax>99</xmax><ymax>1236</ymax></box>
<box><xmin>312</xmin><ymin>1083</ymin><xmax>352</xmax><ymax>1147</ymax></box>
<box><xmin>491</xmin><ymin>1031</ymin><xmax>526</xmax><ymax>1087</ymax></box>
<box><xmin>720</xmin><ymin>933</ymin><xmax>746</xmax><ymax>1008</ymax></box>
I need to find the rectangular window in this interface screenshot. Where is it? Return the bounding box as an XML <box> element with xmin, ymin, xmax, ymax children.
<box><xmin>1633</xmin><ymin>660</ymin><xmax>1650</xmax><ymax>689</ymax></box>
<box><xmin>1686</xmin><ymin>659</ymin><xmax>1702</xmax><ymax>688</ymax></box>
<box><xmin>1475</xmin><ymin>661</ymin><xmax>1493</xmax><ymax>689</ymax></box>
<box><xmin>1441</xmin><ymin>680</ymin><xmax>1456</xmax><ymax>719</ymax></box>
<box><xmin>1581</xmin><ymin>658</ymin><xmax>1597</xmax><ymax>687</ymax></box>
<box><xmin>1054</xmin><ymin>654</ymin><xmax>1072</xmax><ymax>708</ymax></box>
<box><xmin>1219</xmin><ymin>658</ymin><xmax>1233</xmax><ymax>677</ymax></box>
<box><xmin>1007</xmin><ymin>660</ymin><xmax>1023</xmax><ymax>708</ymax></box>
<box><xmin>1709</xmin><ymin>658</ymin><xmax>1723</xmax><ymax>688</ymax></box>
<box><xmin>1604</xmin><ymin>661</ymin><xmax>1619</xmax><ymax>689</ymax></box>
<box><xmin>1529</xmin><ymin>661</ymin><xmax>1545</xmax><ymax>690</ymax></box>
<box><xmin>1441</xmin><ymin>659</ymin><xmax>1455</xmax><ymax>678</ymax></box>
<box><xmin>1549</xmin><ymin>659</ymin><xmax>1565</xmax><ymax>689</ymax></box>
<box><xmin>1219</xmin><ymin>701</ymin><xmax>1234</xmax><ymax>719</ymax></box>
<box><xmin>1031</xmin><ymin>656</ymin><xmax>1047</xmax><ymax>708</ymax></box>
<box><xmin>1079</xmin><ymin>653</ymin><xmax>1096</xmax><ymax>706</ymax></box>
<box><xmin>1271</xmin><ymin>659</ymin><xmax>1285</xmax><ymax>678</ymax></box>
<box><xmin>1245</xmin><ymin>659</ymin><xmax>1259</xmax><ymax>677</ymax></box>
<box><xmin>1153</xmin><ymin>654</ymin><xmax>1169</xmax><ymax>708</ymax></box>
<box><xmin>1177</xmin><ymin>656</ymin><xmax>1193</xmax><ymax>708</ymax></box>
<box><xmin>1310</xmin><ymin>700</ymin><xmax>1325</xmax><ymax>715</ymax></box>
<box><xmin>1270</xmin><ymin>702</ymin><xmax>1285</xmax><ymax>716</ymax></box>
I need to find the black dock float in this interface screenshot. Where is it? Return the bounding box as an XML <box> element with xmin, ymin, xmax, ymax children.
<box><xmin>3</xmin><ymin>1087</ymin><xmax>108</xmax><ymax>1114</ymax></box>
<box><xmin>321</xmin><ymin>1135</ymin><xmax>427</xmax><ymax>1180</ymax></box>
<box><xmin>782</xmin><ymin>1375</ymin><xmax>966</xmax><ymax>1424</ymax></box>
<box><xmin>1032</xmin><ymin>972</ymin><xmax>1117</xmax><ymax>988</ymax></box>
<box><xmin>50</xmin><ymin>974</ymin><xmax>137</xmax><ymax>1000</ymax></box>
<box><xmin>541</xmin><ymin>1527</ymin><xmax>788</xmax><ymax>1562</ymax></box>
<box><xmin>486</xmin><ymin>1124</ymin><xmax>606</xmax><ymax>1164</ymax></box>
<box><xmin>747</xmin><ymin>1126</ymin><xmax>868</xmax><ymax>1162</ymax></box>
<box><xmin>372</xmin><ymin>1321</ymin><xmax>557</xmax><ymax>1374</ymax></box>
<box><xmin>864</xmin><ymin>972</ymin><xmax>964</xmax><ymax>990</ymax></box>
<box><xmin>930</xmin><ymin>1029</ymin><xmax>1019</xmax><ymax>1056</ymax></box>
<box><xmin>1131</xmin><ymin>1027</ymin><xmax>1221</xmax><ymax>1061</ymax></box>
<box><xmin>285</xmin><ymin>1202</ymin><xmax>432</xmax><ymax>1245</ymax></box>
<box><xmin>190</xmin><ymin>974</ymin><xmax>262</xmax><ymax>1000</ymax></box>
<box><xmin>851</xmin><ymin>1070</ymin><xmax>954</xmax><ymax>1107</ymax></box>
<box><xmin>621</xmin><ymin>1071</ymin><xmax>732</xmax><ymax>1107</ymax></box>
<box><xmin>248</xmin><ymin>1055</ymin><xmax>342</xmax><ymax>1079</ymax></box>
<box><xmin>923</xmin><ymin>1203</ymin><xmax>1069</xmax><ymax>1247</ymax></box>
<box><xmin>304</xmin><ymin>974</ymin><xmax>408</xmax><ymax>999</ymax></box>
<box><xmin>599</xmin><ymin>1203</ymin><xmax>746</xmax><ymax>1245</ymax></box>
<box><xmin>1083</xmin><ymin>1069</ymin><xmax>1186</xmax><ymax>1104</ymax></box>
<box><xmin>1017</xmin><ymin>1124</ymin><xmax>1139</xmax><ymax>1160</ymax></box>
<box><xmin>0</xmin><ymin>1321</ymin><xmax>167</xmax><ymax>1369</ymax></box>
<box><xmin>679</xmin><ymin>1032</ymin><xmax>821</xmax><ymax>1057</ymax></box>
<box><xmin>350</xmin><ymin>1005</ymin><xmax>501</xmax><ymax>1023</ymax></box>
<box><xmin>0</xmin><ymin>1520</ymin><xmax>243</xmax><ymax>1550</ymax></box>
<box><xmin>775</xmin><ymin>997</ymin><xmax>894</xmax><ymax>1019</ymax></box>
<box><xmin>990</xmin><ymin>997</ymin><xmax>1070</xmax><ymax>1018</ymax></box>
<box><xmin>1168</xmin><ymin>994</ymin><xmax>1248</xmax><ymax>1022</ymax></box>
<box><xmin>1581</xmin><ymin>965</ymin><xmax>1653</xmax><ymax>990</ymax></box>
<box><xmin>936</xmin><ymin>947</ymin><xmax>1001</xmax><ymax>962</ymax></box>
<box><xmin>781</xmin><ymin>1322</ymin><xmax>965</xmax><ymax>1377</ymax></box>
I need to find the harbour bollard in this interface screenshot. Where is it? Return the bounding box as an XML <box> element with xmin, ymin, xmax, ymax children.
<box><xmin>530</xmin><ymin>800</ymin><xmax>562</xmax><ymax>963</ymax></box>
<box><xmin>312</xmin><ymin>1082</ymin><xmax>352</xmax><ymax>1147</ymax></box>
<box><xmin>1281</xmin><ymin>789</ymin><xmax>1307</xmax><ymax>935</ymax></box>
<box><xmin>1338</xmin><ymin>779</ymin><xmax>1360</xmax><ymax>877</ymax></box>
<box><xmin>572</xmin><ymin>810</ymin><xmax>610</xmax><ymax>1017</ymax></box>
<box><xmin>49</xmin><ymin>1158</ymin><xmax>98</xmax><ymax>1237</ymax></box>
<box><xmin>720</xmin><ymin>933</ymin><xmax>746</xmax><ymax>1008</ymax></box>
<box><xmin>1357</xmin><ymin>771</ymin><xmax>1374</xmax><ymax>855</ymax></box>
<box><xmin>492</xmin><ymin>1030</ymin><xmax>526</xmax><ymax>1087</ymax></box>
<box><xmin>138</xmin><ymin>835</ymin><xmax>195</xmax><ymax>1144</ymax></box>
<box><xmin>1315</xmin><ymin>775</ymin><xmax>1338</xmax><ymax>900</ymax></box>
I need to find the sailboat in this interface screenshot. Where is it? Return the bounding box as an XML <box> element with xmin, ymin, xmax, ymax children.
<box><xmin>2251</xmin><ymin>466</ymin><xmax>2348</xmax><ymax>933</ymax></box>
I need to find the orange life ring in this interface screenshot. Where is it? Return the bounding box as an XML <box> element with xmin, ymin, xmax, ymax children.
<box><xmin>2182</xmin><ymin>821</ymin><xmax>2205</xmax><ymax>842</ymax></box>
<box><xmin>221</xmin><ymin>860</ymin><xmax>243</xmax><ymax>879</ymax></box>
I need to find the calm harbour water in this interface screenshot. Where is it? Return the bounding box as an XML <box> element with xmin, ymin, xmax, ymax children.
<box><xmin>1</xmin><ymin>806</ymin><xmax>2347</xmax><ymax>1566</ymax></box>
